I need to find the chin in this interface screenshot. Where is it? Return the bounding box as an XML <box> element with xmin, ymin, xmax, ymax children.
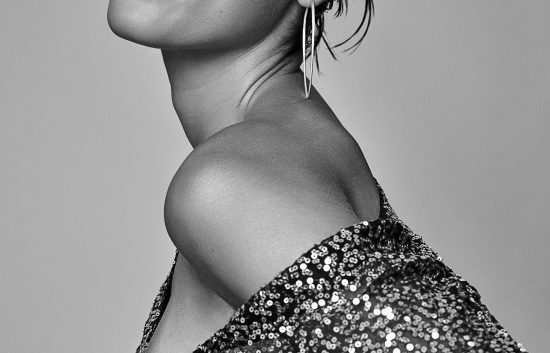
<box><xmin>107</xmin><ymin>0</ymin><xmax>170</xmax><ymax>49</ymax></box>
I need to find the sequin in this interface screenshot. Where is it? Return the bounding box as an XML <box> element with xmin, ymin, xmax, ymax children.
<box><xmin>136</xmin><ymin>179</ymin><xmax>528</xmax><ymax>353</ymax></box>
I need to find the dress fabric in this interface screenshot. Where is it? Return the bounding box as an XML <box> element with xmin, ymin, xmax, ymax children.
<box><xmin>136</xmin><ymin>179</ymin><xmax>528</xmax><ymax>353</ymax></box>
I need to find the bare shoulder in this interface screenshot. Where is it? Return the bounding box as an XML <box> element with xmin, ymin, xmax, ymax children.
<box><xmin>163</xmin><ymin>119</ymin><xmax>371</xmax><ymax>307</ymax></box>
<box><xmin>164</xmin><ymin>119</ymin><xmax>365</xmax><ymax>236</ymax></box>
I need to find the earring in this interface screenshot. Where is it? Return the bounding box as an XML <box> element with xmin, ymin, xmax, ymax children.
<box><xmin>302</xmin><ymin>2</ymin><xmax>316</xmax><ymax>99</ymax></box>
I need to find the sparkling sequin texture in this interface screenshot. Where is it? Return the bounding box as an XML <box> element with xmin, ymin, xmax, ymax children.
<box><xmin>136</xmin><ymin>180</ymin><xmax>528</xmax><ymax>353</ymax></box>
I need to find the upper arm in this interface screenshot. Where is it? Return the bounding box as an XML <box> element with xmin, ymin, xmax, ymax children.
<box><xmin>164</xmin><ymin>128</ymin><xmax>362</xmax><ymax>308</ymax></box>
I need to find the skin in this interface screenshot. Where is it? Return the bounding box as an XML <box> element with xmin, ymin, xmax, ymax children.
<box><xmin>107</xmin><ymin>0</ymin><xmax>382</xmax><ymax>351</ymax></box>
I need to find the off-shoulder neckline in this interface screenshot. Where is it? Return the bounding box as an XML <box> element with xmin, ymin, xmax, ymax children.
<box><xmin>140</xmin><ymin>176</ymin><xmax>396</xmax><ymax>353</ymax></box>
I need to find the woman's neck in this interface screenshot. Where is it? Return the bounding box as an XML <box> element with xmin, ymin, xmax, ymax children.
<box><xmin>161</xmin><ymin>41</ymin><xmax>309</xmax><ymax>148</ymax></box>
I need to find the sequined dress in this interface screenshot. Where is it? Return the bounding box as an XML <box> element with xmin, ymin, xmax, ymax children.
<box><xmin>136</xmin><ymin>179</ymin><xmax>528</xmax><ymax>353</ymax></box>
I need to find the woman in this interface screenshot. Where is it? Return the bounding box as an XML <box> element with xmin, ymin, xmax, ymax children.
<box><xmin>107</xmin><ymin>1</ymin><xmax>528</xmax><ymax>352</ymax></box>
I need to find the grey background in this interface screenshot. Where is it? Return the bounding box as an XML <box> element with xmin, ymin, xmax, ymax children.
<box><xmin>1</xmin><ymin>1</ymin><xmax>548</xmax><ymax>352</ymax></box>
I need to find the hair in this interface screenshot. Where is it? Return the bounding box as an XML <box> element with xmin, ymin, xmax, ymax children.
<box><xmin>302</xmin><ymin>0</ymin><xmax>375</xmax><ymax>74</ymax></box>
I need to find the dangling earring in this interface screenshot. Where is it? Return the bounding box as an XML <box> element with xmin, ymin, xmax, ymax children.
<box><xmin>302</xmin><ymin>2</ymin><xmax>316</xmax><ymax>99</ymax></box>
